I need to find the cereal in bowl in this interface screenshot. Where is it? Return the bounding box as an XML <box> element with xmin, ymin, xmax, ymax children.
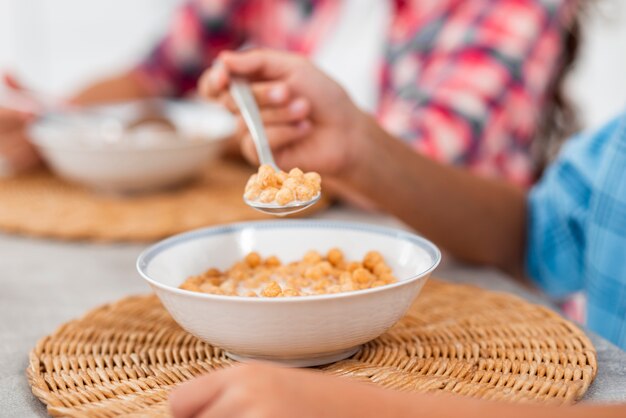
<box><xmin>179</xmin><ymin>249</ymin><xmax>397</xmax><ymax>297</ymax></box>
<box><xmin>244</xmin><ymin>165</ymin><xmax>321</xmax><ymax>205</ymax></box>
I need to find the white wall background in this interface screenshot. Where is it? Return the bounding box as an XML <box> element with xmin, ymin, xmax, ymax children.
<box><xmin>0</xmin><ymin>0</ymin><xmax>625</xmax><ymax>130</ymax></box>
<box><xmin>568</xmin><ymin>0</ymin><xmax>626</xmax><ymax>129</ymax></box>
<box><xmin>0</xmin><ymin>0</ymin><xmax>183</xmax><ymax>95</ymax></box>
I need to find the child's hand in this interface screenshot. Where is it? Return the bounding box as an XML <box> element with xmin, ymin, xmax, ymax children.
<box><xmin>198</xmin><ymin>49</ymin><xmax>368</xmax><ymax>178</ymax></box>
<box><xmin>0</xmin><ymin>107</ymin><xmax>40</xmax><ymax>176</ymax></box>
<box><xmin>0</xmin><ymin>74</ymin><xmax>42</xmax><ymax>175</ymax></box>
<box><xmin>169</xmin><ymin>363</ymin><xmax>395</xmax><ymax>418</ymax></box>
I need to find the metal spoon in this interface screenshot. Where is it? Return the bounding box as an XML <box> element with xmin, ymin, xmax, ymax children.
<box><xmin>229</xmin><ymin>78</ymin><xmax>320</xmax><ymax>216</ymax></box>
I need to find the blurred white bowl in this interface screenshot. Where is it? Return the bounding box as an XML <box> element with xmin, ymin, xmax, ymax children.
<box><xmin>137</xmin><ymin>220</ymin><xmax>441</xmax><ymax>367</ymax></box>
<box><xmin>29</xmin><ymin>100</ymin><xmax>235</xmax><ymax>193</ymax></box>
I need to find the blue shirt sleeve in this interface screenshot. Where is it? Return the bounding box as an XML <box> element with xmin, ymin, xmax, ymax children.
<box><xmin>526</xmin><ymin>116</ymin><xmax>621</xmax><ymax>299</ymax></box>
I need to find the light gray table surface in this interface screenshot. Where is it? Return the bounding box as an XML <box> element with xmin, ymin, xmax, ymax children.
<box><xmin>1</xmin><ymin>208</ymin><xmax>624</xmax><ymax>417</ymax></box>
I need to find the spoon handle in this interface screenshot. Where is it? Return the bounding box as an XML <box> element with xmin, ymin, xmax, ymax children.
<box><xmin>229</xmin><ymin>78</ymin><xmax>279</xmax><ymax>170</ymax></box>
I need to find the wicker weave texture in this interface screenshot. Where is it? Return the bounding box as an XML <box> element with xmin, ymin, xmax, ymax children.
<box><xmin>27</xmin><ymin>280</ymin><xmax>597</xmax><ymax>417</ymax></box>
<box><xmin>0</xmin><ymin>159</ymin><xmax>327</xmax><ymax>242</ymax></box>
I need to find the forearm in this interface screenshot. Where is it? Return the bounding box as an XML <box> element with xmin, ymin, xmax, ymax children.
<box><xmin>70</xmin><ymin>71</ymin><xmax>156</xmax><ymax>106</ymax></box>
<box><xmin>343</xmin><ymin>113</ymin><xmax>527</xmax><ymax>277</ymax></box>
<box><xmin>385</xmin><ymin>389</ymin><xmax>626</xmax><ymax>418</ymax></box>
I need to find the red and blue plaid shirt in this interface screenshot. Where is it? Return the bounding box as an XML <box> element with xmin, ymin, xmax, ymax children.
<box><xmin>137</xmin><ymin>0</ymin><xmax>576</xmax><ymax>185</ymax></box>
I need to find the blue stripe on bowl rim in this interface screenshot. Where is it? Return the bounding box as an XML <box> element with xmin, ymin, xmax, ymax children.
<box><xmin>136</xmin><ymin>219</ymin><xmax>442</xmax><ymax>303</ymax></box>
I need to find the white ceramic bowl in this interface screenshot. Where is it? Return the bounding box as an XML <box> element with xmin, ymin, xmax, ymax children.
<box><xmin>137</xmin><ymin>220</ymin><xmax>441</xmax><ymax>367</ymax></box>
<box><xmin>29</xmin><ymin>100</ymin><xmax>235</xmax><ymax>193</ymax></box>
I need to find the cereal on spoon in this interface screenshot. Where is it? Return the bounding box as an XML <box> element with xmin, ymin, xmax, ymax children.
<box><xmin>179</xmin><ymin>248</ymin><xmax>397</xmax><ymax>297</ymax></box>
<box><xmin>244</xmin><ymin>164</ymin><xmax>321</xmax><ymax>206</ymax></box>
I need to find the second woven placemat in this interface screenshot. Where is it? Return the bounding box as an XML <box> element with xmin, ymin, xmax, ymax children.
<box><xmin>27</xmin><ymin>279</ymin><xmax>597</xmax><ymax>417</ymax></box>
<box><xmin>0</xmin><ymin>159</ymin><xmax>328</xmax><ymax>242</ymax></box>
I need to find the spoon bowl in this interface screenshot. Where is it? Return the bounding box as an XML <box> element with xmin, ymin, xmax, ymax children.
<box><xmin>244</xmin><ymin>192</ymin><xmax>321</xmax><ymax>216</ymax></box>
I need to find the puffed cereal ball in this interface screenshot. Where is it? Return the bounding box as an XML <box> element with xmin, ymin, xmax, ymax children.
<box><xmin>259</xmin><ymin>187</ymin><xmax>279</xmax><ymax>203</ymax></box>
<box><xmin>304</xmin><ymin>171</ymin><xmax>321</xmax><ymax>185</ymax></box>
<box><xmin>304</xmin><ymin>266</ymin><xmax>323</xmax><ymax>280</ymax></box>
<box><xmin>372</xmin><ymin>262</ymin><xmax>392</xmax><ymax>276</ymax></box>
<box><xmin>327</xmin><ymin>248</ymin><xmax>344</xmax><ymax>266</ymax></box>
<box><xmin>275</xmin><ymin>187</ymin><xmax>295</xmax><ymax>205</ymax></box>
<box><xmin>201</xmin><ymin>275</ymin><xmax>222</xmax><ymax>286</ymax></box>
<box><xmin>379</xmin><ymin>273</ymin><xmax>397</xmax><ymax>284</ymax></box>
<box><xmin>245</xmin><ymin>252</ymin><xmax>262</xmax><ymax>268</ymax></box>
<box><xmin>352</xmin><ymin>267</ymin><xmax>374</xmax><ymax>285</ymax></box>
<box><xmin>295</xmin><ymin>184</ymin><xmax>316</xmax><ymax>201</ymax></box>
<box><xmin>179</xmin><ymin>275</ymin><xmax>203</xmax><ymax>291</ymax></box>
<box><xmin>203</xmin><ymin>268</ymin><xmax>221</xmax><ymax>277</ymax></box>
<box><xmin>261</xmin><ymin>281</ymin><xmax>282</xmax><ymax>297</ymax></box>
<box><xmin>265</xmin><ymin>255</ymin><xmax>281</xmax><ymax>267</ymax></box>
<box><xmin>282</xmin><ymin>177</ymin><xmax>300</xmax><ymax>192</ymax></box>
<box><xmin>346</xmin><ymin>262</ymin><xmax>363</xmax><ymax>272</ymax></box>
<box><xmin>363</xmin><ymin>251</ymin><xmax>384</xmax><ymax>270</ymax></box>
<box><xmin>257</xmin><ymin>164</ymin><xmax>277</xmax><ymax>187</ymax></box>
<box><xmin>316</xmin><ymin>261</ymin><xmax>333</xmax><ymax>275</ymax></box>
<box><xmin>244</xmin><ymin>185</ymin><xmax>262</xmax><ymax>201</ymax></box>
<box><xmin>276</xmin><ymin>171</ymin><xmax>288</xmax><ymax>184</ymax></box>
<box><xmin>303</xmin><ymin>250</ymin><xmax>323</xmax><ymax>264</ymax></box>
<box><xmin>289</xmin><ymin>167</ymin><xmax>304</xmax><ymax>179</ymax></box>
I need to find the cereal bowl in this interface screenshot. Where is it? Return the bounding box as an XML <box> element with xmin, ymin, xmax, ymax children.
<box><xmin>136</xmin><ymin>220</ymin><xmax>441</xmax><ymax>367</ymax></box>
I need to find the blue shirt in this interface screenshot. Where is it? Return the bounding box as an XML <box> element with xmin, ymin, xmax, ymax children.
<box><xmin>527</xmin><ymin>112</ymin><xmax>626</xmax><ymax>350</ymax></box>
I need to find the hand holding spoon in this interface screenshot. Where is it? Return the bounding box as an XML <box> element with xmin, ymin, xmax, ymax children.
<box><xmin>229</xmin><ymin>78</ymin><xmax>320</xmax><ymax>216</ymax></box>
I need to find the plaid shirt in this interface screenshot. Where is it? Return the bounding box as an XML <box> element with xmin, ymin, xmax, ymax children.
<box><xmin>137</xmin><ymin>0</ymin><xmax>576</xmax><ymax>185</ymax></box>
<box><xmin>527</xmin><ymin>112</ymin><xmax>626</xmax><ymax>350</ymax></box>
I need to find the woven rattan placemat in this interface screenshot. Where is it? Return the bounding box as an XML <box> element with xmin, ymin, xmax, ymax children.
<box><xmin>27</xmin><ymin>280</ymin><xmax>596</xmax><ymax>417</ymax></box>
<box><xmin>0</xmin><ymin>159</ymin><xmax>328</xmax><ymax>242</ymax></box>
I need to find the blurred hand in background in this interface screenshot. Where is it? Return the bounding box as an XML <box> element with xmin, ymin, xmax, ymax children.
<box><xmin>0</xmin><ymin>74</ymin><xmax>41</xmax><ymax>175</ymax></box>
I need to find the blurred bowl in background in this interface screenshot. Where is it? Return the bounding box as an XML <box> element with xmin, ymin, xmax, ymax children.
<box><xmin>29</xmin><ymin>100</ymin><xmax>236</xmax><ymax>193</ymax></box>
